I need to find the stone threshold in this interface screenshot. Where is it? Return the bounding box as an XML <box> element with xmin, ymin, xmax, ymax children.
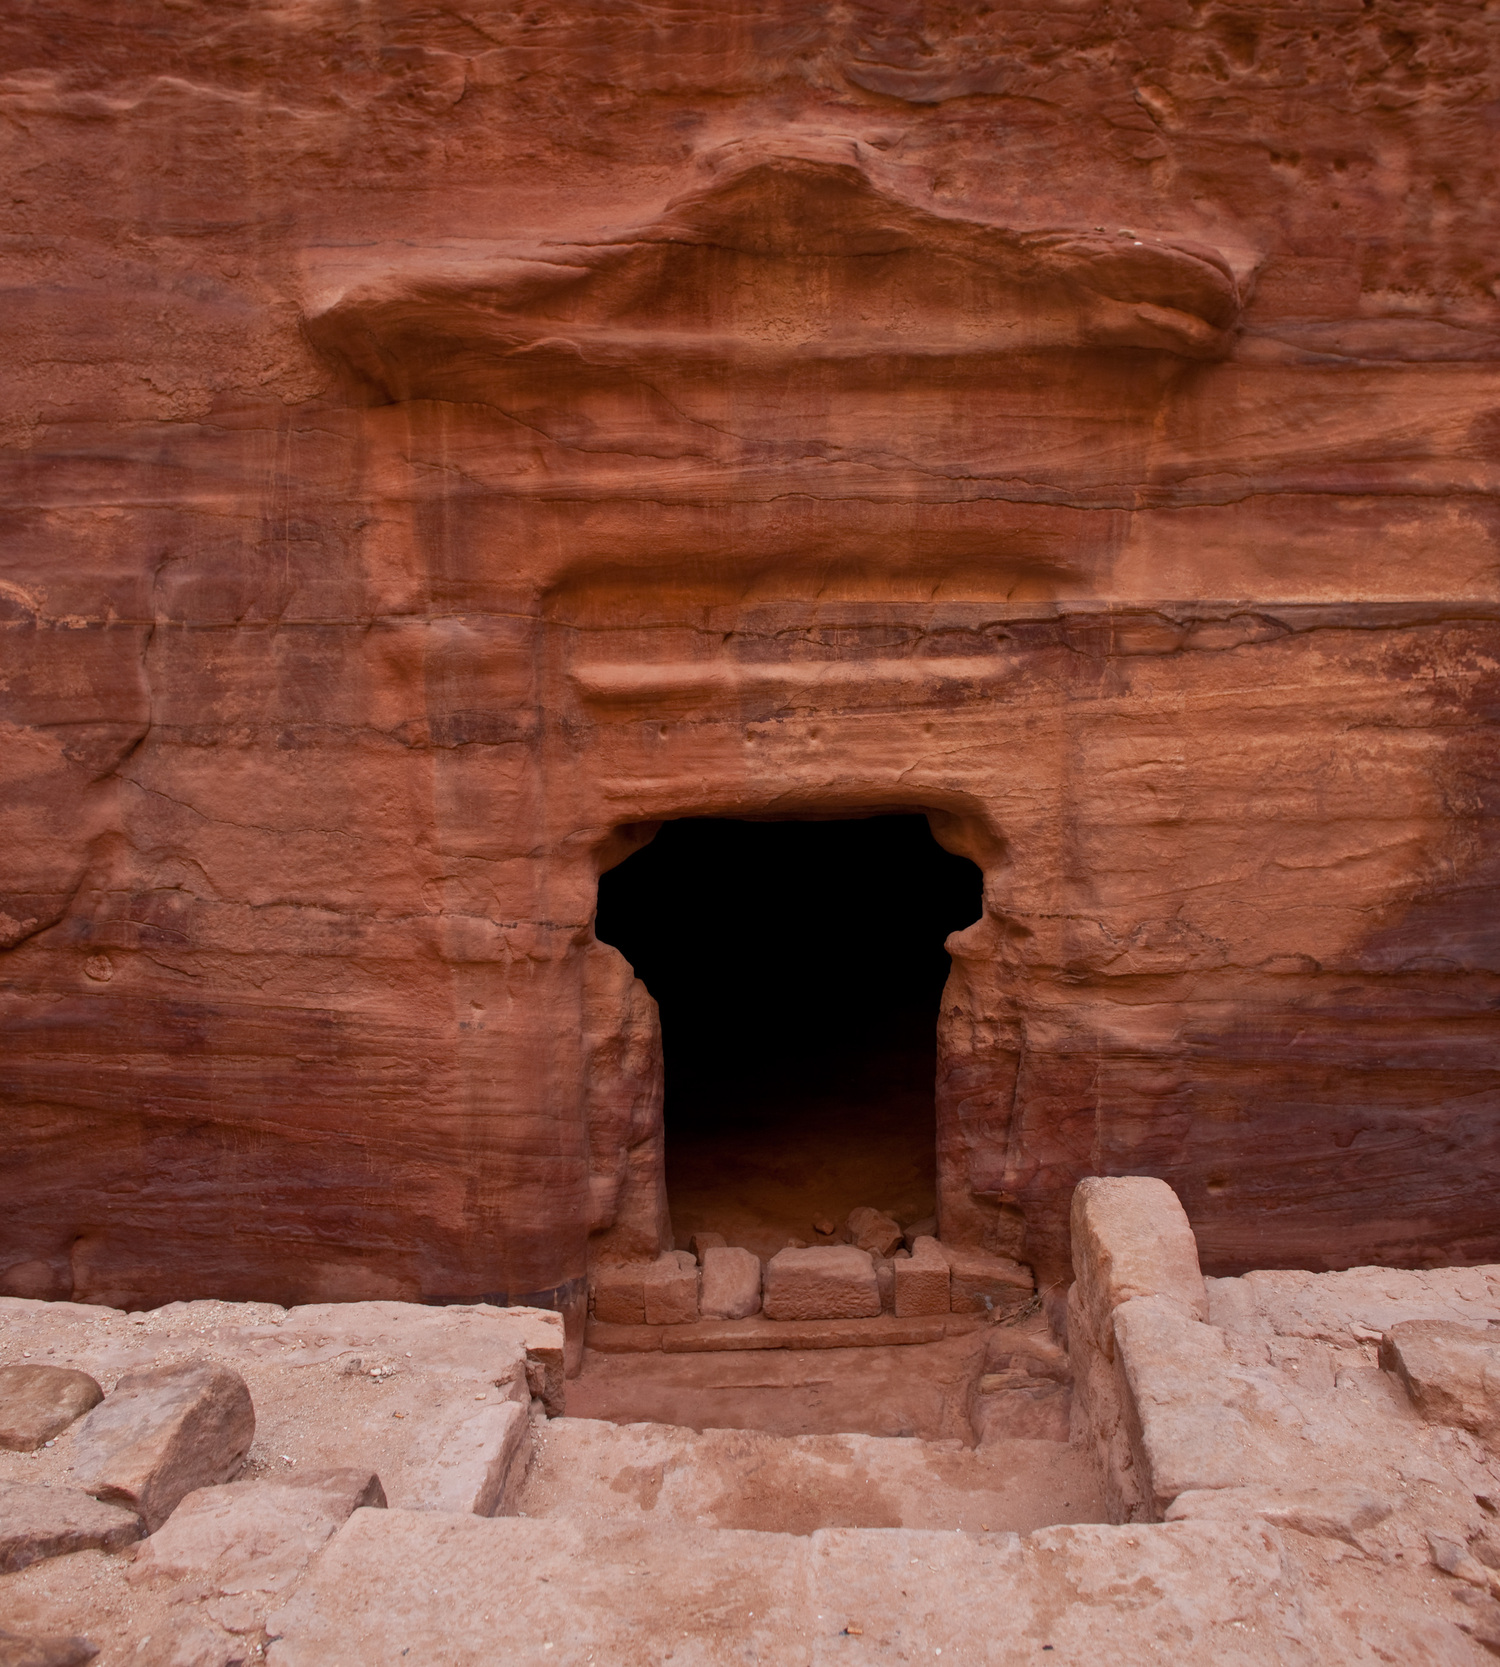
<box><xmin>586</xmin><ymin>1313</ymin><xmax>990</xmax><ymax>1354</ymax></box>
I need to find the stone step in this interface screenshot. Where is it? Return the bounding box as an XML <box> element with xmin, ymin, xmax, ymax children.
<box><xmin>517</xmin><ymin>1416</ymin><xmax>1103</xmax><ymax>1536</ymax></box>
<box><xmin>586</xmin><ymin>1313</ymin><xmax>988</xmax><ymax>1354</ymax></box>
<box><xmin>263</xmin><ymin>1507</ymin><xmax>1291</xmax><ymax>1665</ymax></box>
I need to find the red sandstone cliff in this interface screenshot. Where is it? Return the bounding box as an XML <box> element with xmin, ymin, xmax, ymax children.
<box><xmin>2</xmin><ymin>1</ymin><xmax>1498</xmax><ymax>1320</ymax></box>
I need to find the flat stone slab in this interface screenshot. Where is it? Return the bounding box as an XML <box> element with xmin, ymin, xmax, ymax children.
<box><xmin>69</xmin><ymin>1361</ymin><xmax>255</xmax><ymax>1531</ymax></box>
<box><xmin>0</xmin><ymin>1368</ymin><xmax>103</xmax><ymax>1453</ymax></box>
<box><xmin>945</xmin><ymin>1248</ymin><xmax>1037</xmax><ymax>1317</ymax></box>
<box><xmin>586</xmin><ymin>1314</ymin><xmax>983</xmax><ymax>1353</ymax></box>
<box><xmin>518</xmin><ymin>1417</ymin><xmax>1106</xmax><ymax>1535</ymax></box>
<box><xmin>0</xmin><ymin>1480</ymin><xmax>141</xmax><ymax>1574</ymax></box>
<box><xmin>265</xmin><ymin>1508</ymin><xmax>1293</xmax><ymax>1665</ymax></box>
<box><xmin>130</xmin><ymin>1468</ymin><xmax>386</xmax><ymax>1606</ymax></box>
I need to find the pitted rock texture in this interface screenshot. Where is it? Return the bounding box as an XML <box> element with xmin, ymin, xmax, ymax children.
<box><xmin>1</xmin><ymin>2</ymin><xmax>1499</xmax><ymax>1311</ymax></box>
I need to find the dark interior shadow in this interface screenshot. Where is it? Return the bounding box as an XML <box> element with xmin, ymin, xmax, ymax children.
<box><xmin>595</xmin><ymin>815</ymin><xmax>982</xmax><ymax>1259</ymax></box>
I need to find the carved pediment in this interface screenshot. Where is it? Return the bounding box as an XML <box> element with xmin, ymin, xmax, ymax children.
<box><xmin>309</xmin><ymin>136</ymin><xmax>1244</xmax><ymax>406</ymax></box>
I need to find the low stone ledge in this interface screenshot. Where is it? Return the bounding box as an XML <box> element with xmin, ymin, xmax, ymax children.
<box><xmin>586</xmin><ymin>1314</ymin><xmax>987</xmax><ymax>1354</ymax></box>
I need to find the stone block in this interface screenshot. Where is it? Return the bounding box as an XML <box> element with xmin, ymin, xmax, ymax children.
<box><xmin>591</xmin><ymin>1266</ymin><xmax>647</xmax><ymax>1326</ymax></box>
<box><xmin>699</xmin><ymin>1247</ymin><xmax>761</xmax><ymax>1320</ymax></box>
<box><xmin>894</xmin><ymin>1238</ymin><xmax>950</xmax><ymax>1318</ymax></box>
<box><xmin>1071</xmin><ymin>1178</ymin><xmax>1207</xmax><ymax>1356</ymax></box>
<box><xmin>0</xmin><ymin>1366</ymin><xmax>103</xmax><ymax>1451</ymax></box>
<box><xmin>687</xmin><ymin>1233</ymin><xmax>726</xmax><ymax>1263</ymax></box>
<box><xmin>69</xmin><ymin>1361</ymin><xmax>255</xmax><ymax>1531</ymax></box>
<box><xmin>0</xmin><ymin>1629</ymin><xmax>99</xmax><ymax>1667</ymax></box>
<box><xmin>947</xmin><ymin>1249</ymin><xmax>1034</xmax><ymax>1316</ymax></box>
<box><xmin>0</xmin><ymin>1480</ymin><xmax>142</xmax><ymax>1574</ymax></box>
<box><xmin>873</xmin><ymin>1257</ymin><xmax>895</xmax><ymax>1314</ymax></box>
<box><xmin>845</xmin><ymin>1208</ymin><xmax>903</xmax><ymax>1258</ymax></box>
<box><xmin>1380</xmin><ymin>1319</ymin><xmax>1500</xmax><ymax>1442</ymax></box>
<box><xmin>1164</xmin><ymin>1485</ymin><xmax>1393</xmax><ymax>1547</ymax></box>
<box><xmin>641</xmin><ymin>1255</ymin><xmax>698</xmax><ymax>1326</ymax></box>
<box><xmin>517</xmin><ymin>1310</ymin><xmax>567</xmax><ymax>1417</ymax></box>
<box><xmin>763</xmin><ymin>1246</ymin><xmax>879</xmax><ymax>1321</ymax></box>
<box><xmin>130</xmin><ymin>1468</ymin><xmax>385</xmax><ymax>1599</ymax></box>
<box><xmin>398</xmin><ymin>1398</ymin><xmax>531</xmax><ymax>1517</ymax></box>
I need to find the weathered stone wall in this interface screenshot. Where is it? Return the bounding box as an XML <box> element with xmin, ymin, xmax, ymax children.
<box><xmin>3</xmin><ymin>1</ymin><xmax>1498</xmax><ymax>1317</ymax></box>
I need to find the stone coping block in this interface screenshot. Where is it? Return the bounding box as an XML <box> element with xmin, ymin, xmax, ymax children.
<box><xmin>946</xmin><ymin>1249</ymin><xmax>1034</xmax><ymax>1317</ymax></box>
<box><xmin>592</xmin><ymin>1256</ymin><xmax>699</xmax><ymax>1327</ymax></box>
<box><xmin>763</xmin><ymin>1246</ymin><xmax>880</xmax><ymax>1321</ymax></box>
<box><xmin>894</xmin><ymin>1238</ymin><xmax>951</xmax><ymax>1318</ymax></box>
<box><xmin>0</xmin><ymin>1367</ymin><xmax>103</xmax><ymax>1452</ymax></box>
<box><xmin>0</xmin><ymin>1480</ymin><xmax>142</xmax><ymax>1574</ymax></box>
<box><xmin>1071</xmin><ymin>1177</ymin><xmax>1208</xmax><ymax>1357</ymax></box>
<box><xmin>699</xmin><ymin>1247</ymin><xmax>762</xmax><ymax>1321</ymax></box>
<box><xmin>642</xmin><ymin>1255</ymin><xmax>698</xmax><ymax>1327</ymax></box>
<box><xmin>68</xmin><ymin>1361</ymin><xmax>255</xmax><ymax>1532</ymax></box>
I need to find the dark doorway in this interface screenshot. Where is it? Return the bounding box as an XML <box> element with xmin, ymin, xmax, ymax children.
<box><xmin>594</xmin><ymin>815</ymin><xmax>983</xmax><ymax>1259</ymax></box>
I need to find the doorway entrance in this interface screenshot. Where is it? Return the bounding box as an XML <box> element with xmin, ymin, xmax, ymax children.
<box><xmin>594</xmin><ymin>815</ymin><xmax>982</xmax><ymax>1259</ymax></box>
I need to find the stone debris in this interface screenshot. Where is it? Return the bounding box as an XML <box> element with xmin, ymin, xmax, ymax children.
<box><xmin>0</xmin><ymin>1482</ymin><xmax>141</xmax><ymax>1573</ymax></box>
<box><xmin>893</xmin><ymin>1236</ymin><xmax>950</xmax><ymax>1319</ymax></box>
<box><xmin>763</xmin><ymin>1246</ymin><xmax>880</xmax><ymax>1322</ymax></box>
<box><xmin>1381</xmin><ymin>1319</ymin><xmax>1500</xmax><ymax>1443</ymax></box>
<box><xmin>519</xmin><ymin>1319</ymin><xmax>567</xmax><ymax>1419</ymax></box>
<box><xmin>0</xmin><ymin>1370</ymin><xmax>103</xmax><ymax>1454</ymax></box>
<box><xmin>902</xmin><ymin>1217</ymin><xmax>938</xmax><ymax>1253</ymax></box>
<box><xmin>698</xmin><ymin>1247</ymin><xmax>762</xmax><ymax>1321</ymax></box>
<box><xmin>0</xmin><ymin>1628</ymin><xmax>98</xmax><ymax>1667</ymax></box>
<box><xmin>845</xmin><ymin>1209</ymin><xmax>904</xmax><ymax>1259</ymax></box>
<box><xmin>945</xmin><ymin>1249</ymin><xmax>1035</xmax><ymax>1317</ymax></box>
<box><xmin>129</xmin><ymin>1468</ymin><xmax>386</xmax><ymax>1602</ymax></box>
<box><xmin>687</xmin><ymin>1233</ymin><xmax>726</xmax><ymax>1264</ymax></box>
<box><xmin>68</xmin><ymin>1362</ymin><xmax>255</xmax><ymax>1532</ymax></box>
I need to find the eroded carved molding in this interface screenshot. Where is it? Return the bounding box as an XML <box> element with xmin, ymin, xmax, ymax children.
<box><xmin>308</xmin><ymin>134</ymin><xmax>1246</xmax><ymax>407</ymax></box>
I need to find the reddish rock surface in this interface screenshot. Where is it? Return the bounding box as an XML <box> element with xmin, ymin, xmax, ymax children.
<box><xmin>2</xmin><ymin>2</ymin><xmax>1499</xmax><ymax>1320</ymax></box>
